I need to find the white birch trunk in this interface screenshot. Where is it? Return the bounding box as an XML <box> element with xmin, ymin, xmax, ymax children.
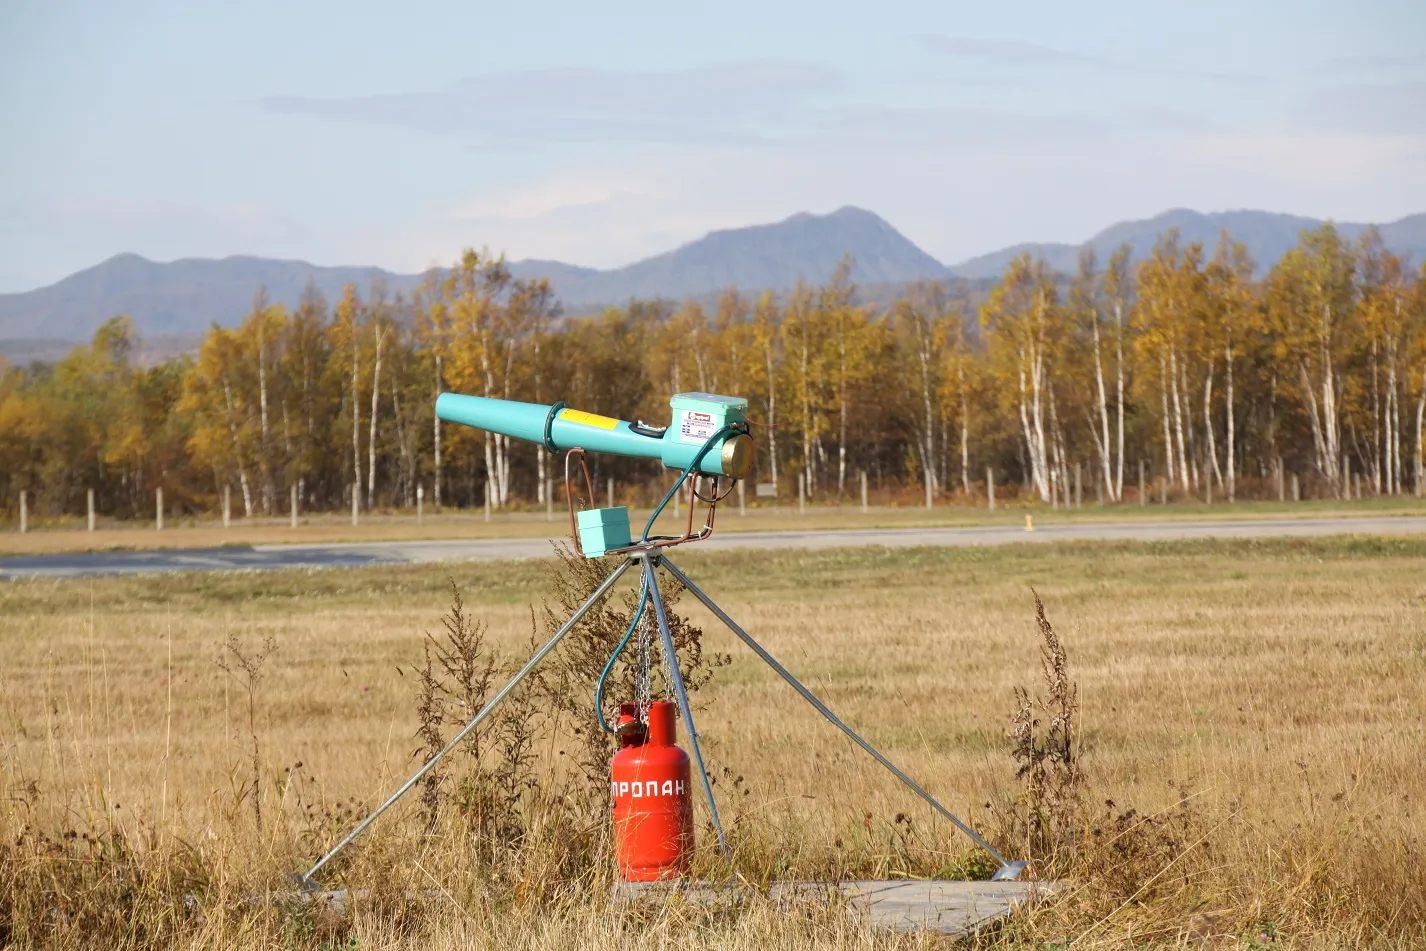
<box><xmin>1169</xmin><ymin>348</ymin><xmax>1187</xmax><ymax>490</ymax></box>
<box><xmin>1090</xmin><ymin>310</ymin><xmax>1115</xmax><ymax>500</ymax></box>
<box><xmin>1160</xmin><ymin>350</ymin><xmax>1176</xmax><ymax>487</ymax></box>
<box><xmin>433</xmin><ymin>353</ymin><xmax>442</xmax><ymax>508</ymax></box>
<box><xmin>367</xmin><ymin>324</ymin><xmax>386</xmax><ymax>509</ymax></box>
<box><xmin>959</xmin><ymin>360</ymin><xmax>970</xmax><ymax>495</ymax></box>
<box><xmin>258</xmin><ymin>322</ymin><xmax>273</xmax><ymax>513</ymax></box>
<box><xmin>351</xmin><ymin>345</ymin><xmax>362</xmax><ymax>513</ymax></box>
<box><xmin>1203</xmin><ymin>361</ymin><xmax>1223</xmax><ymax>489</ymax></box>
<box><xmin>765</xmin><ymin>343</ymin><xmax>779</xmax><ymax>488</ymax></box>
<box><xmin>1115</xmin><ymin>301</ymin><xmax>1125</xmax><ymax>500</ymax></box>
<box><xmin>916</xmin><ymin>319</ymin><xmax>937</xmax><ymax>495</ymax></box>
<box><xmin>223</xmin><ymin>379</ymin><xmax>254</xmax><ymax>518</ymax></box>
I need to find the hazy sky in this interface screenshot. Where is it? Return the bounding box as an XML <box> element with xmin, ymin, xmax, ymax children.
<box><xmin>1</xmin><ymin>0</ymin><xmax>1423</xmax><ymax>292</ymax></box>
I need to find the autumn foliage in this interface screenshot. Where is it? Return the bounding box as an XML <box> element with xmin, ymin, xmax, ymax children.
<box><xmin>3</xmin><ymin>223</ymin><xmax>1425</xmax><ymax>522</ymax></box>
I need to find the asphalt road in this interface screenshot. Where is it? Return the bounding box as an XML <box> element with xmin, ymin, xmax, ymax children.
<box><xmin>3</xmin><ymin>515</ymin><xmax>1423</xmax><ymax>579</ymax></box>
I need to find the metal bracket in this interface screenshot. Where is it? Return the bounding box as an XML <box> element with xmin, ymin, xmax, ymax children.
<box><xmin>543</xmin><ymin>401</ymin><xmax>568</xmax><ymax>454</ymax></box>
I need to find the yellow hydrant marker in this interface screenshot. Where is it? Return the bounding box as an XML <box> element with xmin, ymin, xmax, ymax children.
<box><xmin>1025</xmin><ymin>515</ymin><xmax>1034</xmax><ymax>532</ymax></box>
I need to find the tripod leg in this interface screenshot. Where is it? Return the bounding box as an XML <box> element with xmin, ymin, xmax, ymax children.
<box><xmin>642</xmin><ymin>555</ymin><xmax>729</xmax><ymax>858</ymax></box>
<box><xmin>300</xmin><ymin>557</ymin><xmax>634</xmax><ymax>886</ymax></box>
<box><xmin>660</xmin><ymin>557</ymin><xmax>1017</xmax><ymax>873</ymax></box>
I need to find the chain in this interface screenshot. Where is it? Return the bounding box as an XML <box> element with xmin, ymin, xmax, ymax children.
<box><xmin>635</xmin><ymin>589</ymin><xmax>654</xmax><ymax>718</ymax></box>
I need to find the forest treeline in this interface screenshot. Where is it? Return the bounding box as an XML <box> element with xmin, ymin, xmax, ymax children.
<box><xmin>2</xmin><ymin>222</ymin><xmax>1424</xmax><ymax>522</ymax></box>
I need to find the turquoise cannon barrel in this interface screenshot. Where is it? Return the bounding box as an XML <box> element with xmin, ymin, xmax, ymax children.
<box><xmin>434</xmin><ymin>391</ymin><xmax>753</xmax><ymax>479</ymax></box>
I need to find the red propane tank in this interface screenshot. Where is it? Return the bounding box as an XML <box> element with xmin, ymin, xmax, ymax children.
<box><xmin>610</xmin><ymin>700</ymin><xmax>693</xmax><ymax>881</ymax></box>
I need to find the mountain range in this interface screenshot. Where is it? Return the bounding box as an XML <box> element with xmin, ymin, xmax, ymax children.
<box><xmin>2</xmin><ymin>206</ymin><xmax>1423</xmax><ymax>347</ymax></box>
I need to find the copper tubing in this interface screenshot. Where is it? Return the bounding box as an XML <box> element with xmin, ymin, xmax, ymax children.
<box><xmin>564</xmin><ymin>448</ymin><xmax>597</xmax><ymax>558</ymax></box>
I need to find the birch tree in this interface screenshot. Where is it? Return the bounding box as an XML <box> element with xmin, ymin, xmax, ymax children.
<box><xmin>1267</xmin><ymin>225</ymin><xmax>1358</xmax><ymax>497</ymax></box>
<box><xmin>982</xmin><ymin>257</ymin><xmax>1057</xmax><ymax>502</ymax></box>
<box><xmin>1204</xmin><ymin>232</ymin><xmax>1257</xmax><ymax>501</ymax></box>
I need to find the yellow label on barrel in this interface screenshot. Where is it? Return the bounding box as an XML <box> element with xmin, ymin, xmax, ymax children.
<box><xmin>560</xmin><ymin>408</ymin><xmax>620</xmax><ymax>430</ymax></box>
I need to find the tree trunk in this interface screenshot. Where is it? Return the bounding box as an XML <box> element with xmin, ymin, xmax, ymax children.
<box><xmin>351</xmin><ymin>344</ymin><xmax>362</xmax><ymax>512</ymax></box>
<box><xmin>765</xmin><ymin>342</ymin><xmax>779</xmax><ymax>488</ymax></box>
<box><xmin>1018</xmin><ymin>334</ymin><xmax>1050</xmax><ymax>502</ymax></box>
<box><xmin>367</xmin><ymin>324</ymin><xmax>386</xmax><ymax>509</ymax></box>
<box><xmin>258</xmin><ymin>322</ymin><xmax>274</xmax><ymax>514</ymax></box>
<box><xmin>1225</xmin><ymin>332</ymin><xmax>1236</xmax><ymax>502</ymax></box>
<box><xmin>1415</xmin><ymin>366</ymin><xmax>1425</xmax><ymax>496</ymax></box>
<box><xmin>223</xmin><ymin>379</ymin><xmax>254</xmax><ymax>518</ymax></box>
<box><xmin>1203</xmin><ymin>361</ymin><xmax>1223</xmax><ymax>489</ymax></box>
<box><xmin>1169</xmin><ymin>347</ymin><xmax>1189</xmax><ymax>491</ymax></box>
<box><xmin>916</xmin><ymin>319</ymin><xmax>937</xmax><ymax>496</ymax></box>
<box><xmin>1177</xmin><ymin>349</ymin><xmax>1197</xmax><ymax>491</ymax></box>
<box><xmin>391</xmin><ymin>372</ymin><xmax>410</xmax><ymax>506</ymax></box>
<box><xmin>1090</xmin><ymin>308</ymin><xmax>1115</xmax><ymax>500</ymax></box>
<box><xmin>1160</xmin><ymin>350</ymin><xmax>1176</xmax><ymax>488</ymax></box>
<box><xmin>959</xmin><ymin>360</ymin><xmax>971</xmax><ymax>496</ymax></box>
<box><xmin>433</xmin><ymin>352</ymin><xmax>443</xmax><ymax>508</ymax></box>
<box><xmin>837</xmin><ymin>327</ymin><xmax>848</xmax><ymax>498</ymax></box>
<box><xmin>500</xmin><ymin>338</ymin><xmax>514</xmax><ymax>504</ymax></box>
<box><xmin>800</xmin><ymin>309</ymin><xmax>813</xmax><ymax>495</ymax></box>
<box><xmin>534</xmin><ymin>330</ymin><xmax>545</xmax><ymax>506</ymax></box>
<box><xmin>479</xmin><ymin>329</ymin><xmax>502</xmax><ymax>508</ymax></box>
<box><xmin>1370</xmin><ymin>339</ymin><xmax>1381</xmax><ymax>494</ymax></box>
<box><xmin>1115</xmin><ymin>300</ymin><xmax>1125</xmax><ymax>500</ymax></box>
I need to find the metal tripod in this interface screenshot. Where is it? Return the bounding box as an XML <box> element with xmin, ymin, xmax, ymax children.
<box><xmin>299</xmin><ymin>550</ymin><xmax>1025</xmax><ymax>886</ymax></box>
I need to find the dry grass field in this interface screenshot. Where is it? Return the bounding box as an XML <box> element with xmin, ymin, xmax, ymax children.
<box><xmin>2</xmin><ymin>537</ymin><xmax>1424</xmax><ymax>948</ymax></box>
<box><xmin>3</xmin><ymin>495</ymin><xmax>1424</xmax><ymax>556</ymax></box>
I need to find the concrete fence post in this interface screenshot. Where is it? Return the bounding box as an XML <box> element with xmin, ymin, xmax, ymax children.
<box><xmin>607</xmin><ymin>476</ymin><xmax>615</xmax><ymax>509</ymax></box>
<box><xmin>223</xmin><ymin>485</ymin><xmax>231</xmax><ymax>529</ymax></box>
<box><xmin>417</xmin><ymin>485</ymin><xmax>424</xmax><ymax>525</ymax></box>
<box><xmin>798</xmin><ymin>472</ymin><xmax>805</xmax><ymax>515</ymax></box>
<box><xmin>1074</xmin><ymin>461</ymin><xmax>1082</xmax><ymax>509</ymax></box>
<box><xmin>860</xmin><ymin>469</ymin><xmax>868</xmax><ymax>514</ymax></box>
<box><xmin>1139</xmin><ymin>460</ymin><xmax>1146</xmax><ymax>506</ymax></box>
<box><xmin>924</xmin><ymin>470</ymin><xmax>933</xmax><ymax>510</ymax></box>
<box><xmin>987</xmin><ymin>468</ymin><xmax>995</xmax><ymax>510</ymax></box>
<box><xmin>1291</xmin><ymin>473</ymin><xmax>1300</xmax><ymax>502</ymax></box>
<box><xmin>738</xmin><ymin>478</ymin><xmax>746</xmax><ymax>516</ymax></box>
<box><xmin>351</xmin><ymin>485</ymin><xmax>359</xmax><ymax>526</ymax></box>
<box><xmin>290</xmin><ymin>483</ymin><xmax>298</xmax><ymax>528</ymax></box>
<box><xmin>19</xmin><ymin>490</ymin><xmax>26</xmax><ymax>534</ymax></box>
<box><xmin>88</xmin><ymin>488</ymin><xmax>96</xmax><ymax>532</ymax></box>
<box><xmin>156</xmin><ymin>488</ymin><xmax>164</xmax><ymax>531</ymax></box>
<box><xmin>484</xmin><ymin>481</ymin><xmax>491</xmax><ymax>523</ymax></box>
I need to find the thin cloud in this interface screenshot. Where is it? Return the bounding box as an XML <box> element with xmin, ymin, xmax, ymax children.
<box><xmin>1300</xmin><ymin>82</ymin><xmax>1426</xmax><ymax>136</ymax></box>
<box><xmin>916</xmin><ymin>34</ymin><xmax>1264</xmax><ymax>83</ymax></box>
<box><xmin>815</xmin><ymin>103</ymin><xmax>1112</xmax><ymax>148</ymax></box>
<box><xmin>262</xmin><ymin>62</ymin><xmax>843</xmax><ymax>146</ymax></box>
<box><xmin>916</xmin><ymin>35</ymin><xmax>1105</xmax><ymax>68</ymax></box>
<box><xmin>1314</xmin><ymin>54</ymin><xmax>1426</xmax><ymax>77</ymax></box>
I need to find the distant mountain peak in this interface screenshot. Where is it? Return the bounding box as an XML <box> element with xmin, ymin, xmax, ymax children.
<box><xmin>4</xmin><ymin>207</ymin><xmax>1424</xmax><ymax>345</ymax></box>
<box><xmin>951</xmin><ymin>208</ymin><xmax>1425</xmax><ymax>279</ymax></box>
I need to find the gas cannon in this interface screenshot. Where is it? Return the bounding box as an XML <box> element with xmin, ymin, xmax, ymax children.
<box><xmin>297</xmin><ymin>391</ymin><xmax>1027</xmax><ymax>887</ymax></box>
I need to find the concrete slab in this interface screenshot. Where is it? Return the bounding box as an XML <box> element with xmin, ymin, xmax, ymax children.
<box><xmin>613</xmin><ymin>878</ymin><xmax>1058</xmax><ymax>935</ymax></box>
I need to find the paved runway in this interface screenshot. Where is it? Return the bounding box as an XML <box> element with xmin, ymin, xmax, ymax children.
<box><xmin>3</xmin><ymin>515</ymin><xmax>1423</xmax><ymax>579</ymax></box>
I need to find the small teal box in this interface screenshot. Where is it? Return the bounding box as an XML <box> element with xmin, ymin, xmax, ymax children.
<box><xmin>576</xmin><ymin>506</ymin><xmax>632</xmax><ymax>558</ymax></box>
